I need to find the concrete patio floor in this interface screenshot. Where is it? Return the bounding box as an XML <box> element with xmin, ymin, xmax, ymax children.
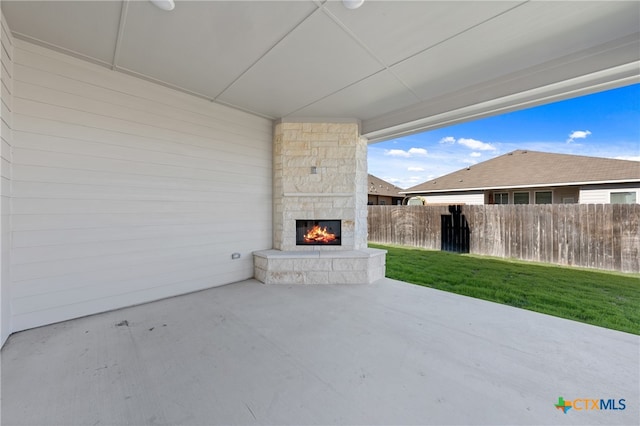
<box><xmin>2</xmin><ymin>278</ymin><xmax>638</xmax><ymax>426</ymax></box>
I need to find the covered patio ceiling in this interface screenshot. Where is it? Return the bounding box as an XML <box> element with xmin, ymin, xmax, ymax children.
<box><xmin>2</xmin><ymin>0</ymin><xmax>639</xmax><ymax>142</ymax></box>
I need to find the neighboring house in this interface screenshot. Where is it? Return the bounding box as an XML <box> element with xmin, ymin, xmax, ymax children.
<box><xmin>367</xmin><ymin>174</ymin><xmax>404</xmax><ymax>205</ymax></box>
<box><xmin>402</xmin><ymin>150</ymin><xmax>640</xmax><ymax>205</ymax></box>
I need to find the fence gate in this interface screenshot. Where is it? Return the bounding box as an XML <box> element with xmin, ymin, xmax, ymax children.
<box><xmin>441</xmin><ymin>205</ymin><xmax>470</xmax><ymax>253</ymax></box>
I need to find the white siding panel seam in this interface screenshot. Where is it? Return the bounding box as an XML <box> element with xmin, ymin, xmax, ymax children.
<box><xmin>12</xmin><ymin>268</ymin><xmax>250</xmax><ymax>317</ymax></box>
<box><xmin>9</xmin><ymin>118</ymin><xmax>271</xmax><ymax>168</ymax></box>
<box><xmin>1</xmin><ymin>44</ymin><xmax>12</xmax><ymax>71</ymax></box>
<box><xmin>10</xmin><ymin>246</ymin><xmax>262</xmax><ymax>286</ymax></box>
<box><xmin>11</xmin><ymin>163</ymin><xmax>270</xmax><ymax>189</ymax></box>
<box><xmin>11</xmin><ymin>227</ymin><xmax>269</xmax><ymax>253</ymax></box>
<box><xmin>1</xmin><ymin>27</ymin><xmax>13</xmax><ymax>59</ymax></box>
<box><xmin>1</xmin><ymin>66</ymin><xmax>12</xmax><ymax>94</ymax></box>
<box><xmin>12</xmin><ymin>98</ymin><xmax>270</xmax><ymax>156</ymax></box>
<box><xmin>1</xmin><ymin>14</ymin><xmax>14</xmax><ymax>46</ymax></box>
<box><xmin>12</xmin><ymin>86</ymin><xmax>271</xmax><ymax>145</ymax></box>
<box><xmin>11</xmin><ymin>121</ymin><xmax>271</xmax><ymax>160</ymax></box>
<box><xmin>10</xmin><ymin>212</ymin><xmax>269</xmax><ymax>232</ymax></box>
<box><xmin>0</xmin><ymin>116</ymin><xmax>11</xmax><ymax>135</ymax></box>
<box><xmin>10</xmin><ymin>128</ymin><xmax>271</xmax><ymax>168</ymax></box>
<box><xmin>12</xmin><ymin>259</ymin><xmax>252</xmax><ymax>300</ymax></box>
<box><xmin>10</xmin><ymin>182</ymin><xmax>270</xmax><ymax>201</ymax></box>
<box><xmin>12</xmin><ymin>73</ymin><xmax>271</xmax><ymax>139</ymax></box>
<box><xmin>11</xmin><ymin>145</ymin><xmax>271</xmax><ymax>178</ymax></box>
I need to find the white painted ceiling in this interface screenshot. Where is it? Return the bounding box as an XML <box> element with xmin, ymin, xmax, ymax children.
<box><xmin>2</xmin><ymin>1</ymin><xmax>639</xmax><ymax>142</ymax></box>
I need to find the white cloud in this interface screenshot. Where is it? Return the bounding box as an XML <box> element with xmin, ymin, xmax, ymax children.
<box><xmin>382</xmin><ymin>176</ymin><xmax>403</xmax><ymax>185</ymax></box>
<box><xmin>407</xmin><ymin>166</ymin><xmax>425</xmax><ymax>172</ymax></box>
<box><xmin>567</xmin><ymin>130</ymin><xmax>591</xmax><ymax>143</ymax></box>
<box><xmin>462</xmin><ymin>159</ymin><xmax>478</xmax><ymax>165</ymax></box>
<box><xmin>385</xmin><ymin>147</ymin><xmax>428</xmax><ymax>158</ymax></box>
<box><xmin>470</xmin><ymin>152</ymin><xmax>482</xmax><ymax>157</ymax></box>
<box><xmin>458</xmin><ymin>138</ymin><xmax>496</xmax><ymax>151</ymax></box>
<box><xmin>385</xmin><ymin>149</ymin><xmax>411</xmax><ymax>158</ymax></box>
<box><xmin>615</xmin><ymin>155</ymin><xmax>640</xmax><ymax>162</ymax></box>
<box><xmin>408</xmin><ymin>147</ymin><xmax>428</xmax><ymax>156</ymax></box>
<box><xmin>439</xmin><ymin>136</ymin><xmax>456</xmax><ymax>144</ymax></box>
<box><xmin>406</xmin><ymin>176</ymin><xmax>424</xmax><ymax>184</ymax></box>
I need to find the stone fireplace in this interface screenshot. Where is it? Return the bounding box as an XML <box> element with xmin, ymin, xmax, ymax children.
<box><xmin>253</xmin><ymin>120</ymin><xmax>386</xmax><ymax>284</ymax></box>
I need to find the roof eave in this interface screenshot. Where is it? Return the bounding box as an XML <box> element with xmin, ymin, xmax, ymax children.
<box><xmin>400</xmin><ymin>178</ymin><xmax>640</xmax><ymax>195</ymax></box>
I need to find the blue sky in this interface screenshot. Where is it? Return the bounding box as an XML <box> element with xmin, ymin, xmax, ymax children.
<box><xmin>368</xmin><ymin>83</ymin><xmax>640</xmax><ymax>189</ymax></box>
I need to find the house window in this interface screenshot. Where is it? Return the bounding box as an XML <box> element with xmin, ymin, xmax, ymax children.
<box><xmin>562</xmin><ymin>197</ymin><xmax>575</xmax><ymax>204</ymax></box>
<box><xmin>610</xmin><ymin>192</ymin><xmax>637</xmax><ymax>204</ymax></box>
<box><xmin>535</xmin><ymin>191</ymin><xmax>553</xmax><ymax>204</ymax></box>
<box><xmin>494</xmin><ymin>192</ymin><xmax>509</xmax><ymax>204</ymax></box>
<box><xmin>513</xmin><ymin>192</ymin><xmax>529</xmax><ymax>204</ymax></box>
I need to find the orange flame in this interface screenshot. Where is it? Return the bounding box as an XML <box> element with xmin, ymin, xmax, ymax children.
<box><xmin>304</xmin><ymin>225</ymin><xmax>337</xmax><ymax>243</ymax></box>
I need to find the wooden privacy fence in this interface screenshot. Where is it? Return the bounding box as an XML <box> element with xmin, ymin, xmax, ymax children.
<box><xmin>368</xmin><ymin>204</ymin><xmax>640</xmax><ymax>273</ymax></box>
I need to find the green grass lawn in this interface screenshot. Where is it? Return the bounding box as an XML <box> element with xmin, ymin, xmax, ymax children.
<box><xmin>370</xmin><ymin>243</ymin><xmax>640</xmax><ymax>335</ymax></box>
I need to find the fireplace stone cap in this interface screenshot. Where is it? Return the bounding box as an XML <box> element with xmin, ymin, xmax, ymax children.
<box><xmin>253</xmin><ymin>248</ymin><xmax>386</xmax><ymax>259</ymax></box>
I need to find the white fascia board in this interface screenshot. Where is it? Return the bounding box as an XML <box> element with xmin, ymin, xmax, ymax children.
<box><xmin>400</xmin><ymin>179</ymin><xmax>640</xmax><ymax>195</ymax></box>
<box><xmin>364</xmin><ymin>61</ymin><xmax>640</xmax><ymax>144</ymax></box>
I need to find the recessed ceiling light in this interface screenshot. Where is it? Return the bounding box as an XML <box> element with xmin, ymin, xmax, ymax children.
<box><xmin>150</xmin><ymin>0</ymin><xmax>175</xmax><ymax>11</ymax></box>
<box><xmin>343</xmin><ymin>0</ymin><xmax>365</xmax><ymax>10</ymax></box>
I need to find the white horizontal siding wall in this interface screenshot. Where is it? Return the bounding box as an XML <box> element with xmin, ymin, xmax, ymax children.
<box><xmin>423</xmin><ymin>191</ymin><xmax>484</xmax><ymax>205</ymax></box>
<box><xmin>580</xmin><ymin>184</ymin><xmax>640</xmax><ymax>204</ymax></box>
<box><xmin>1</xmin><ymin>10</ymin><xmax>14</xmax><ymax>345</ymax></box>
<box><xmin>10</xmin><ymin>40</ymin><xmax>273</xmax><ymax>332</ymax></box>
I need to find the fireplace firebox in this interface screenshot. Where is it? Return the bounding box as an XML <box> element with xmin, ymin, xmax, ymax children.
<box><xmin>296</xmin><ymin>220</ymin><xmax>341</xmax><ymax>246</ymax></box>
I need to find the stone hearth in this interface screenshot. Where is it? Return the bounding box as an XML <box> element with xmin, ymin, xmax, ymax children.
<box><xmin>253</xmin><ymin>249</ymin><xmax>386</xmax><ymax>285</ymax></box>
<box><xmin>253</xmin><ymin>120</ymin><xmax>386</xmax><ymax>284</ymax></box>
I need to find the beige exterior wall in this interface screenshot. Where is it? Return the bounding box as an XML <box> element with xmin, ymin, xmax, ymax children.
<box><xmin>368</xmin><ymin>195</ymin><xmax>399</xmax><ymax>205</ymax></box>
<box><xmin>487</xmin><ymin>187</ymin><xmax>580</xmax><ymax>204</ymax></box>
<box><xmin>580</xmin><ymin>183</ymin><xmax>640</xmax><ymax>204</ymax></box>
<box><xmin>423</xmin><ymin>192</ymin><xmax>484</xmax><ymax>205</ymax></box>
<box><xmin>273</xmin><ymin>121</ymin><xmax>367</xmax><ymax>251</ymax></box>
<box><xmin>553</xmin><ymin>187</ymin><xmax>580</xmax><ymax>204</ymax></box>
<box><xmin>416</xmin><ymin>185</ymin><xmax>639</xmax><ymax>205</ymax></box>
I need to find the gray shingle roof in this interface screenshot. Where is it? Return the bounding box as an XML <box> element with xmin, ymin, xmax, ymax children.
<box><xmin>368</xmin><ymin>174</ymin><xmax>404</xmax><ymax>197</ymax></box>
<box><xmin>403</xmin><ymin>150</ymin><xmax>640</xmax><ymax>194</ymax></box>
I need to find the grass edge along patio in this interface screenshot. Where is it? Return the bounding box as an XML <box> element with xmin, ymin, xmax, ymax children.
<box><xmin>372</xmin><ymin>243</ymin><xmax>640</xmax><ymax>335</ymax></box>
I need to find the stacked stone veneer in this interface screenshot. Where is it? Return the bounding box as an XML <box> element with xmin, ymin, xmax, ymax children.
<box><xmin>254</xmin><ymin>120</ymin><xmax>386</xmax><ymax>284</ymax></box>
<box><xmin>272</xmin><ymin>121</ymin><xmax>367</xmax><ymax>251</ymax></box>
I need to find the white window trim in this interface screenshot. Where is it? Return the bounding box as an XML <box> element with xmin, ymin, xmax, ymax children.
<box><xmin>513</xmin><ymin>191</ymin><xmax>530</xmax><ymax>205</ymax></box>
<box><xmin>535</xmin><ymin>190</ymin><xmax>554</xmax><ymax>204</ymax></box>
<box><xmin>494</xmin><ymin>192</ymin><xmax>509</xmax><ymax>204</ymax></box>
<box><xmin>610</xmin><ymin>191</ymin><xmax>638</xmax><ymax>204</ymax></box>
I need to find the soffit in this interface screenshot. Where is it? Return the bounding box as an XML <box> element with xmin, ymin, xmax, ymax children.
<box><xmin>2</xmin><ymin>1</ymin><xmax>639</xmax><ymax>142</ymax></box>
<box><xmin>390</xmin><ymin>1</ymin><xmax>634</xmax><ymax>101</ymax></box>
